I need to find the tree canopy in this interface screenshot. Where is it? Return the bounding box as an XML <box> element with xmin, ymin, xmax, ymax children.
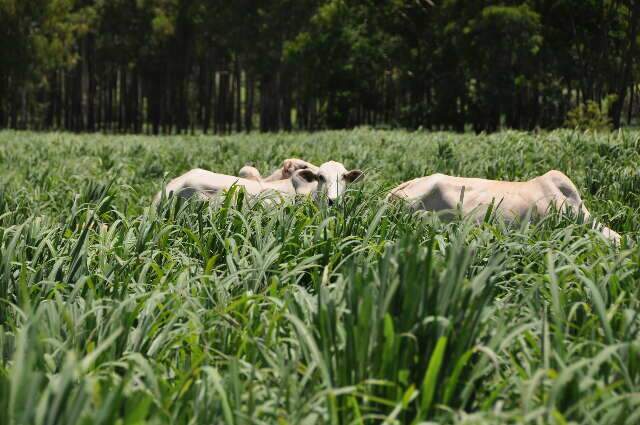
<box><xmin>0</xmin><ymin>0</ymin><xmax>638</xmax><ymax>133</ymax></box>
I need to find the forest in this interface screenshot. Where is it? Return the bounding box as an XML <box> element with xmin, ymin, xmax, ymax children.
<box><xmin>1</xmin><ymin>0</ymin><xmax>639</xmax><ymax>134</ymax></box>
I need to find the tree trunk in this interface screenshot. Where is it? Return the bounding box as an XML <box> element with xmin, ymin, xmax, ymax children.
<box><xmin>260</xmin><ymin>72</ymin><xmax>280</xmax><ymax>132</ymax></box>
<box><xmin>203</xmin><ymin>64</ymin><xmax>213</xmax><ymax>134</ymax></box>
<box><xmin>73</xmin><ymin>65</ymin><xmax>82</xmax><ymax>131</ymax></box>
<box><xmin>628</xmin><ymin>83</ymin><xmax>635</xmax><ymax>125</ymax></box>
<box><xmin>97</xmin><ymin>71</ymin><xmax>103</xmax><ymax>132</ymax></box>
<box><xmin>281</xmin><ymin>70</ymin><xmax>292</xmax><ymax>131</ymax></box>
<box><xmin>611</xmin><ymin>1</ymin><xmax>638</xmax><ymax>128</ymax></box>
<box><xmin>106</xmin><ymin>70</ymin><xmax>113</xmax><ymax>132</ymax></box>
<box><xmin>217</xmin><ymin>71</ymin><xmax>230</xmax><ymax>133</ymax></box>
<box><xmin>46</xmin><ymin>70</ymin><xmax>57</xmax><ymax>128</ymax></box>
<box><xmin>234</xmin><ymin>58</ymin><xmax>242</xmax><ymax>132</ymax></box>
<box><xmin>0</xmin><ymin>79</ymin><xmax>5</xmax><ymax>128</ymax></box>
<box><xmin>214</xmin><ymin>71</ymin><xmax>220</xmax><ymax>133</ymax></box>
<box><xmin>245</xmin><ymin>72</ymin><xmax>254</xmax><ymax>131</ymax></box>
<box><xmin>88</xmin><ymin>48</ymin><xmax>96</xmax><ymax>132</ymax></box>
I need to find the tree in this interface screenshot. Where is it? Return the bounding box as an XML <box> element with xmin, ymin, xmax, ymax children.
<box><xmin>464</xmin><ymin>4</ymin><xmax>542</xmax><ymax>132</ymax></box>
<box><xmin>0</xmin><ymin>0</ymin><xmax>638</xmax><ymax>133</ymax></box>
<box><xmin>0</xmin><ymin>0</ymin><xmax>87</xmax><ymax>128</ymax></box>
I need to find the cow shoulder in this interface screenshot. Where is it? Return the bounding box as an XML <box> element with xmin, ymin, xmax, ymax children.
<box><xmin>389</xmin><ymin>173</ymin><xmax>443</xmax><ymax>198</ymax></box>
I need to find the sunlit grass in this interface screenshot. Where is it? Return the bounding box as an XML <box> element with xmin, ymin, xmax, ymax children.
<box><xmin>0</xmin><ymin>128</ymin><xmax>639</xmax><ymax>424</ymax></box>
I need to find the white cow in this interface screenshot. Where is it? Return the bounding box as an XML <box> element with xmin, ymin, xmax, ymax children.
<box><xmin>155</xmin><ymin>160</ymin><xmax>362</xmax><ymax>204</ymax></box>
<box><xmin>154</xmin><ymin>169</ymin><xmax>307</xmax><ymax>203</ymax></box>
<box><xmin>292</xmin><ymin>161</ymin><xmax>364</xmax><ymax>204</ymax></box>
<box><xmin>388</xmin><ymin>170</ymin><xmax>621</xmax><ymax>243</ymax></box>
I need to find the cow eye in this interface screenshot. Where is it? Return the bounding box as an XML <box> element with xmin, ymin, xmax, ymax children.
<box><xmin>318</xmin><ymin>175</ymin><xmax>325</xmax><ymax>182</ymax></box>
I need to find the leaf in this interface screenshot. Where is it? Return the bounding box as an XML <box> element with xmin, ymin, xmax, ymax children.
<box><xmin>419</xmin><ymin>336</ymin><xmax>447</xmax><ymax>417</ymax></box>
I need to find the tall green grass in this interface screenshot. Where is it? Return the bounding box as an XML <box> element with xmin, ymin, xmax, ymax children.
<box><xmin>0</xmin><ymin>129</ymin><xmax>639</xmax><ymax>424</ymax></box>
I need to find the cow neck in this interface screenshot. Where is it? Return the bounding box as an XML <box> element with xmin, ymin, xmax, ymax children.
<box><xmin>261</xmin><ymin>178</ymin><xmax>293</xmax><ymax>193</ymax></box>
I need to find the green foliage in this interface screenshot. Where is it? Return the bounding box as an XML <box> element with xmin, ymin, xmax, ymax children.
<box><xmin>1</xmin><ymin>129</ymin><xmax>640</xmax><ymax>423</ymax></box>
<box><xmin>565</xmin><ymin>95</ymin><xmax>618</xmax><ymax>131</ymax></box>
<box><xmin>3</xmin><ymin>0</ymin><xmax>638</xmax><ymax>132</ymax></box>
<box><xmin>0</xmin><ymin>0</ymin><xmax>89</xmax><ymax>83</ymax></box>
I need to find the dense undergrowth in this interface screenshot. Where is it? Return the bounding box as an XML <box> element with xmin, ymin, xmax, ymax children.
<box><xmin>1</xmin><ymin>129</ymin><xmax>640</xmax><ymax>424</ymax></box>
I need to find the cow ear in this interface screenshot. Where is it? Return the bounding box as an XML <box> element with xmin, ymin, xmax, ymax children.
<box><xmin>284</xmin><ymin>158</ymin><xmax>308</xmax><ymax>171</ymax></box>
<box><xmin>282</xmin><ymin>159</ymin><xmax>295</xmax><ymax>175</ymax></box>
<box><xmin>297</xmin><ymin>168</ymin><xmax>318</xmax><ymax>182</ymax></box>
<box><xmin>344</xmin><ymin>169</ymin><xmax>364</xmax><ymax>182</ymax></box>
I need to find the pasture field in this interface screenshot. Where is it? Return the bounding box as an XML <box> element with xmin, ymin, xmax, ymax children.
<box><xmin>1</xmin><ymin>129</ymin><xmax>640</xmax><ymax>424</ymax></box>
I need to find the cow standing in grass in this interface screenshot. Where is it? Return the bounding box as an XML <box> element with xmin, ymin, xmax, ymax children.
<box><xmin>156</xmin><ymin>159</ymin><xmax>363</xmax><ymax>204</ymax></box>
<box><xmin>388</xmin><ymin>170</ymin><xmax>621</xmax><ymax>243</ymax></box>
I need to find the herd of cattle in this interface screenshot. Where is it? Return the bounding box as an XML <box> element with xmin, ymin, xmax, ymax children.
<box><xmin>156</xmin><ymin>159</ymin><xmax>621</xmax><ymax>244</ymax></box>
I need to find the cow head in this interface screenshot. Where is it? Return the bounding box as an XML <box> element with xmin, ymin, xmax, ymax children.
<box><xmin>291</xmin><ymin>161</ymin><xmax>364</xmax><ymax>204</ymax></box>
